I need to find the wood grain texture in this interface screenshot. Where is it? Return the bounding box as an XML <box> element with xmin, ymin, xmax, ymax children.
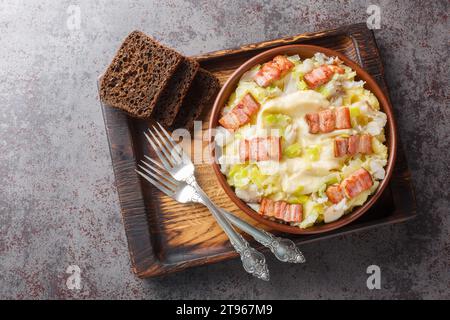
<box><xmin>100</xmin><ymin>23</ymin><xmax>416</xmax><ymax>278</ymax></box>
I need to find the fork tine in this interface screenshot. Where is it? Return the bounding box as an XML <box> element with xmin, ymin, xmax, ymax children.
<box><xmin>152</xmin><ymin>125</ymin><xmax>182</xmax><ymax>164</ymax></box>
<box><xmin>144</xmin><ymin>155</ymin><xmax>165</xmax><ymax>170</ymax></box>
<box><xmin>135</xmin><ymin>169</ymin><xmax>174</xmax><ymax>197</ymax></box>
<box><xmin>138</xmin><ymin>164</ymin><xmax>176</xmax><ymax>188</ymax></box>
<box><xmin>144</xmin><ymin>131</ymin><xmax>173</xmax><ymax>169</ymax></box>
<box><xmin>156</xmin><ymin>122</ymin><xmax>177</xmax><ymax>148</ymax></box>
<box><xmin>155</xmin><ymin>122</ymin><xmax>184</xmax><ymax>160</ymax></box>
<box><xmin>141</xmin><ymin>159</ymin><xmax>178</xmax><ymax>185</ymax></box>
<box><xmin>148</xmin><ymin>128</ymin><xmax>178</xmax><ymax>166</ymax></box>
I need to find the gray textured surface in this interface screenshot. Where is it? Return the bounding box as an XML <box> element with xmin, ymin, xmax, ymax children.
<box><xmin>0</xmin><ymin>0</ymin><xmax>448</xmax><ymax>299</ymax></box>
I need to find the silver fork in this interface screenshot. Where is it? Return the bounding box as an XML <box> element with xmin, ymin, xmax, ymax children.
<box><xmin>144</xmin><ymin>122</ymin><xmax>305</xmax><ymax>264</ymax></box>
<box><xmin>136</xmin><ymin>159</ymin><xmax>270</xmax><ymax>281</ymax></box>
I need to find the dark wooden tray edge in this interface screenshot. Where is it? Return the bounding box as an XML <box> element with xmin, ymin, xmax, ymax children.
<box><xmin>192</xmin><ymin>23</ymin><xmax>366</xmax><ymax>62</ymax></box>
<box><xmin>99</xmin><ymin>84</ymin><xmax>165</xmax><ymax>276</ymax></box>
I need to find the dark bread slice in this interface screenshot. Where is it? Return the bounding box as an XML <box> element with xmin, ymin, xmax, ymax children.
<box><xmin>152</xmin><ymin>58</ymin><xmax>199</xmax><ymax>126</ymax></box>
<box><xmin>171</xmin><ymin>68</ymin><xmax>220</xmax><ymax>130</ymax></box>
<box><xmin>100</xmin><ymin>30</ymin><xmax>183</xmax><ymax>118</ymax></box>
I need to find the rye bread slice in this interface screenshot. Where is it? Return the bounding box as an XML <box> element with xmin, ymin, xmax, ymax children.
<box><xmin>100</xmin><ymin>30</ymin><xmax>183</xmax><ymax>118</ymax></box>
<box><xmin>152</xmin><ymin>58</ymin><xmax>199</xmax><ymax>126</ymax></box>
<box><xmin>171</xmin><ymin>68</ymin><xmax>220</xmax><ymax>130</ymax></box>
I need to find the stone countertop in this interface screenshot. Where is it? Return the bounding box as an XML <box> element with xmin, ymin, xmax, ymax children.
<box><xmin>0</xmin><ymin>0</ymin><xmax>448</xmax><ymax>299</ymax></box>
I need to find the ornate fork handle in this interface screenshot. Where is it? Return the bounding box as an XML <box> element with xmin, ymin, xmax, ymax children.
<box><xmin>188</xmin><ymin>178</ymin><xmax>304</xmax><ymax>264</ymax></box>
<box><xmin>221</xmin><ymin>210</ymin><xmax>305</xmax><ymax>264</ymax></box>
<box><xmin>191</xmin><ymin>182</ymin><xmax>270</xmax><ymax>281</ymax></box>
<box><xmin>229</xmin><ymin>233</ymin><xmax>270</xmax><ymax>281</ymax></box>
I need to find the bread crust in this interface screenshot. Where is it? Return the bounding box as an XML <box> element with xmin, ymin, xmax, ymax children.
<box><xmin>172</xmin><ymin>68</ymin><xmax>220</xmax><ymax>130</ymax></box>
<box><xmin>100</xmin><ymin>30</ymin><xmax>183</xmax><ymax>118</ymax></box>
<box><xmin>152</xmin><ymin>58</ymin><xmax>199</xmax><ymax>126</ymax></box>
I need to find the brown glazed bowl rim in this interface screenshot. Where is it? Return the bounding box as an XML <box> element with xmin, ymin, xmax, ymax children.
<box><xmin>208</xmin><ymin>44</ymin><xmax>397</xmax><ymax>235</ymax></box>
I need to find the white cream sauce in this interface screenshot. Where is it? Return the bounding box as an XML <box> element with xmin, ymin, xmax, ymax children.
<box><xmin>246</xmin><ymin>90</ymin><xmax>355</xmax><ymax>196</ymax></box>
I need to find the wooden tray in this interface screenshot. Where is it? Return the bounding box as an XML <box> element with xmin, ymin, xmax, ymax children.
<box><xmin>100</xmin><ymin>23</ymin><xmax>416</xmax><ymax>278</ymax></box>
